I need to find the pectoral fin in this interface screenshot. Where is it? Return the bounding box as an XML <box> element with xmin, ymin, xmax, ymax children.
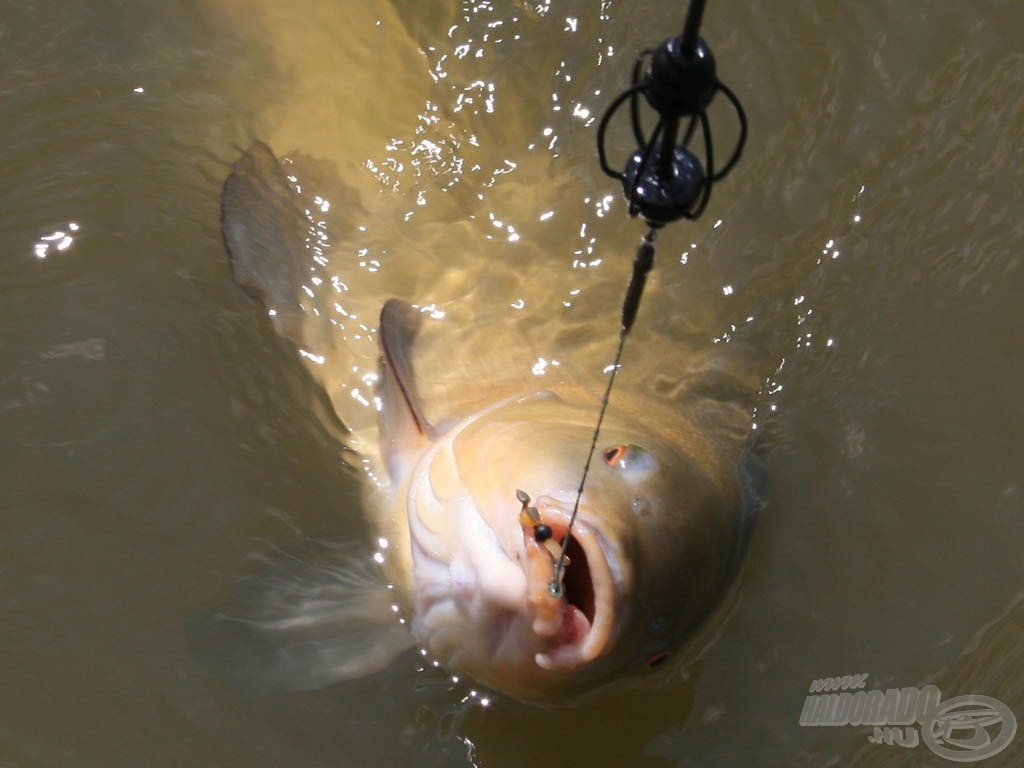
<box><xmin>378</xmin><ymin>299</ymin><xmax>434</xmax><ymax>478</ymax></box>
<box><xmin>193</xmin><ymin>539</ymin><xmax>414</xmax><ymax>691</ymax></box>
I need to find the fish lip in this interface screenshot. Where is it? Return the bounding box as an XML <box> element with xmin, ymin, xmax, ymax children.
<box><xmin>528</xmin><ymin>494</ymin><xmax>621</xmax><ymax>671</ymax></box>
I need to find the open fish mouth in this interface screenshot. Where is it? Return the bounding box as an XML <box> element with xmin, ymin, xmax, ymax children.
<box><xmin>522</xmin><ymin>495</ymin><xmax>619</xmax><ymax>671</ymax></box>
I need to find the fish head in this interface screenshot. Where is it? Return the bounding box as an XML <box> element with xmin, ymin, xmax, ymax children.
<box><xmin>409</xmin><ymin>395</ymin><xmax>739</xmax><ymax>701</ymax></box>
<box><xmin>379</xmin><ymin>302</ymin><xmax>740</xmax><ymax>702</ymax></box>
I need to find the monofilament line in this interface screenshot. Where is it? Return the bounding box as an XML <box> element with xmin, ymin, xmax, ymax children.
<box><xmin>547</xmin><ymin>328</ymin><xmax>628</xmax><ymax>597</ymax></box>
<box><xmin>549</xmin><ymin>228</ymin><xmax>658</xmax><ymax>597</ymax></box>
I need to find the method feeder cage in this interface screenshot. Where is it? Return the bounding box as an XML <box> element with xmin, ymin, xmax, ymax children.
<box><xmin>546</xmin><ymin>0</ymin><xmax>748</xmax><ymax>598</ymax></box>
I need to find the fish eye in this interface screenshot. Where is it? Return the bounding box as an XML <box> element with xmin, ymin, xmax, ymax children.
<box><xmin>645</xmin><ymin>651</ymin><xmax>669</xmax><ymax>669</ymax></box>
<box><xmin>602</xmin><ymin>444</ymin><xmax>659</xmax><ymax>472</ymax></box>
<box><xmin>603</xmin><ymin>445</ymin><xmax>626</xmax><ymax>465</ymax></box>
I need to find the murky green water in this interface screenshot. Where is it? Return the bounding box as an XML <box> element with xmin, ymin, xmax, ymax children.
<box><xmin>2</xmin><ymin>1</ymin><xmax>1022</xmax><ymax>766</ymax></box>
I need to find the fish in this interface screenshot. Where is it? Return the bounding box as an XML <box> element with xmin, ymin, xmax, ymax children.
<box><xmin>211</xmin><ymin>140</ymin><xmax>764</xmax><ymax>703</ymax></box>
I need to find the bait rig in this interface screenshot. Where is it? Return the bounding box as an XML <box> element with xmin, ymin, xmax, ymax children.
<box><xmin>545</xmin><ymin>0</ymin><xmax>749</xmax><ymax>598</ymax></box>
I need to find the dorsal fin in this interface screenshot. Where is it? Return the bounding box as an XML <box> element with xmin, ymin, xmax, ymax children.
<box><xmin>221</xmin><ymin>140</ymin><xmax>311</xmax><ymax>347</ymax></box>
<box><xmin>220</xmin><ymin>141</ymin><xmax>384</xmax><ymax>459</ymax></box>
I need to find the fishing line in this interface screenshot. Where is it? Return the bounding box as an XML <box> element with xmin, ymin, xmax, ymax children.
<box><xmin>548</xmin><ymin>0</ymin><xmax>747</xmax><ymax>595</ymax></box>
<box><xmin>549</xmin><ymin>229</ymin><xmax>656</xmax><ymax>597</ymax></box>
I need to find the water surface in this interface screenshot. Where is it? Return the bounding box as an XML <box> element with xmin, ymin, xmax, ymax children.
<box><xmin>1</xmin><ymin>1</ymin><xmax>1022</xmax><ymax>766</ymax></box>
